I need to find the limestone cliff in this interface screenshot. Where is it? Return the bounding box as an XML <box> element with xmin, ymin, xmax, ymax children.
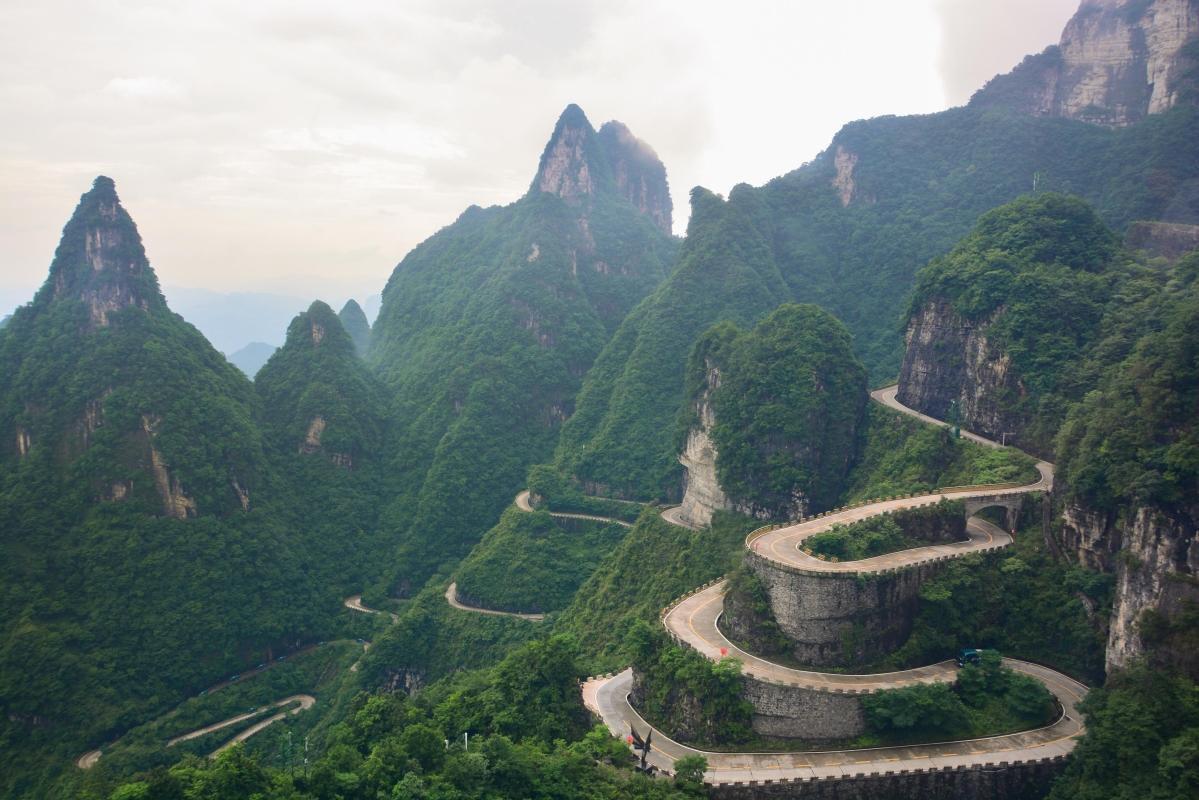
<box><xmin>973</xmin><ymin>0</ymin><xmax>1199</xmax><ymax>126</ymax></box>
<box><xmin>677</xmin><ymin>360</ymin><xmax>732</xmax><ymax>528</ymax></box>
<box><xmin>596</xmin><ymin>121</ymin><xmax>673</xmax><ymax>235</ymax></box>
<box><xmin>37</xmin><ymin>175</ymin><xmax>166</xmax><ymax>326</ymax></box>
<box><xmin>1059</xmin><ymin>501</ymin><xmax>1198</xmax><ymax>676</ymax></box>
<box><xmin>532</xmin><ymin>104</ymin><xmax>673</xmax><ymax>234</ymax></box>
<box><xmin>897</xmin><ymin>299</ymin><xmax>1029</xmax><ymax>449</ymax></box>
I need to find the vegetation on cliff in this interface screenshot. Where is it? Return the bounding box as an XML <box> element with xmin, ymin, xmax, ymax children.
<box><xmin>1056</xmin><ymin>257</ymin><xmax>1198</xmax><ymax>518</ymax></box>
<box><xmin>1047</xmin><ymin>666</ymin><xmax>1199</xmax><ymax>800</ymax></box>
<box><xmin>453</xmin><ymin>508</ymin><xmax>626</xmax><ymax>614</ymax></box>
<box><xmin>684</xmin><ymin>304</ymin><xmax>868</xmax><ymax>516</ymax></box>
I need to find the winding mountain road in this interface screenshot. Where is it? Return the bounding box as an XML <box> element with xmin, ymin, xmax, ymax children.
<box><xmin>587</xmin><ymin>385</ymin><xmax>1086</xmax><ymax>785</ymax></box>
<box><xmin>443</xmin><ymin>491</ymin><xmax>644</xmax><ymax>620</ymax></box>
<box><xmin>515</xmin><ymin>490</ymin><xmax>634</xmax><ymax>527</ymax></box>
<box><xmin>169</xmin><ymin>694</ymin><xmax>315</xmax><ymax>753</ymax></box>
<box><xmin>444</xmin><ymin>582</ymin><xmax>546</xmax><ymax>621</ymax></box>
<box><xmin>344</xmin><ymin>594</ymin><xmax>399</xmax><ymax>622</ymax></box>
<box><xmin>77</xmin><ymin>695</ymin><xmax>316</xmax><ymax>769</ymax></box>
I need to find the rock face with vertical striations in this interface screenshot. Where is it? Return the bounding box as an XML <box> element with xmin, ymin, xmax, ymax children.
<box><xmin>38</xmin><ymin>176</ymin><xmax>166</xmax><ymax>326</ymax></box>
<box><xmin>677</xmin><ymin>356</ymin><xmax>731</xmax><ymax>528</ymax></box>
<box><xmin>897</xmin><ymin>194</ymin><xmax>1121</xmax><ymax>457</ymax></box>
<box><xmin>532</xmin><ymin>104</ymin><xmax>673</xmax><ymax>234</ymax></box>
<box><xmin>596</xmin><ymin>121</ymin><xmax>673</xmax><ymax>235</ymax></box>
<box><xmin>1055</xmin><ymin>271</ymin><xmax>1199</xmax><ymax>678</ymax></box>
<box><xmin>972</xmin><ymin>0</ymin><xmax>1199</xmax><ymax>126</ymax></box>
<box><xmin>2</xmin><ymin>176</ymin><xmax>267</xmax><ymax>518</ymax></box>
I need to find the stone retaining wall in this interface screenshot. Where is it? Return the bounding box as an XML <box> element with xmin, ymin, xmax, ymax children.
<box><xmin>745</xmin><ymin>551</ymin><xmax>947</xmax><ymax>668</ymax></box>
<box><xmin>709</xmin><ymin>755</ymin><xmax>1068</xmax><ymax>800</ymax></box>
<box><xmin>741</xmin><ymin>676</ymin><xmax>865</xmax><ymax>739</ymax></box>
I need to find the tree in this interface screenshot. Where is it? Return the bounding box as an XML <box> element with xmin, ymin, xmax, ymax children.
<box><xmin>673</xmin><ymin>756</ymin><xmax>707</xmax><ymax>791</ymax></box>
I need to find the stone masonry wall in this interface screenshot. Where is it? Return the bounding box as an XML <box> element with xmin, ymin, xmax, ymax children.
<box><xmin>709</xmin><ymin>756</ymin><xmax>1068</xmax><ymax>800</ymax></box>
<box><xmin>741</xmin><ymin>676</ymin><xmax>866</xmax><ymax>740</ymax></box>
<box><xmin>745</xmin><ymin>551</ymin><xmax>948</xmax><ymax>668</ymax></box>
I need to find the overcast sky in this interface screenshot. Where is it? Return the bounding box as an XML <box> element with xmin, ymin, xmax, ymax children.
<box><xmin>0</xmin><ymin>0</ymin><xmax>1078</xmax><ymax>315</ymax></box>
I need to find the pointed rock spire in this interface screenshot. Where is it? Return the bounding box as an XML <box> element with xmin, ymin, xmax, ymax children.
<box><xmin>532</xmin><ymin>104</ymin><xmax>603</xmax><ymax>202</ymax></box>
<box><xmin>597</xmin><ymin>121</ymin><xmax>673</xmax><ymax>235</ymax></box>
<box><xmin>37</xmin><ymin>176</ymin><xmax>165</xmax><ymax>326</ymax></box>
<box><xmin>530</xmin><ymin>105</ymin><xmax>673</xmax><ymax>234</ymax></box>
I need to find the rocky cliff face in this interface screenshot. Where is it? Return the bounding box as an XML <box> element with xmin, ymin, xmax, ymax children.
<box><xmin>973</xmin><ymin>0</ymin><xmax>1199</xmax><ymax>125</ymax></box>
<box><xmin>596</xmin><ymin>121</ymin><xmax>673</xmax><ymax>234</ymax></box>
<box><xmin>39</xmin><ymin>175</ymin><xmax>165</xmax><ymax>326</ymax></box>
<box><xmin>1059</xmin><ymin>501</ymin><xmax>1198</xmax><ymax>676</ymax></box>
<box><xmin>677</xmin><ymin>360</ymin><xmax>732</xmax><ymax>528</ymax></box>
<box><xmin>532</xmin><ymin>104</ymin><xmax>673</xmax><ymax>234</ymax></box>
<box><xmin>897</xmin><ymin>299</ymin><xmax>1028</xmax><ymax>447</ymax></box>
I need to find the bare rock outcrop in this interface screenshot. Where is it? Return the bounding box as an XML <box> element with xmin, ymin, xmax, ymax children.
<box><xmin>141</xmin><ymin>414</ymin><xmax>197</xmax><ymax>519</ymax></box>
<box><xmin>1125</xmin><ymin>220</ymin><xmax>1199</xmax><ymax>260</ymax></box>
<box><xmin>533</xmin><ymin>104</ymin><xmax>674</xmax><ymax>234</ymax></box>
<box><xmin>973</xmin><ymin>0</ymin><xmax>1199</xmax><ymax>126</ymax></box>
<box><xmin>897</xmin><ymin>299</ymin><xmax>1028</xmax><ymax>448</ymax></box>
<box><xmin>678</xmin><ymin>360</ymin><xmax>732</xmax><ymax>528</ymax></box>
<box><xmin>41</xmin><ymin>176</ymin><xmax>165</xmax><ymax>327</ymax></box>
<box><xmin>597</xmin><ymin>121</ymin><xmax>673</xmax><ymax>234</ymax></box>
<box><xmin>1059</xmin><ymin>501</ymin><xmax>1198</xmax><ymax>677</ymax></box>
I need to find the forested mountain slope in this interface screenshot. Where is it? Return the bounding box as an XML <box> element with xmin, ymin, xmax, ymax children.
<box><xmin>556</xmin><ymin>100</ymin><xmax>1199</xmax><ymax>500</ymax></box>
<box><xmin>254</xmin><ymin>300</ymin><xmax>394</xmax><ymax>593</ymax></box>
<box><xmin>369</xmin><ymin>105</ymin><xmax>678</xmax><ymax>592</ymax></box>
<box><xmin>0</xmin><ymin>178</ymin><xmax>333</xmax><ymax>797</ymax></box>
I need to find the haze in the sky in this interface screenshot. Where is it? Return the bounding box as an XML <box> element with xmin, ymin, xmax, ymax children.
<box><xmin>0</xmin><ymin>0</ymin><xmax>1077</xmax><ymax>317</ymax></box>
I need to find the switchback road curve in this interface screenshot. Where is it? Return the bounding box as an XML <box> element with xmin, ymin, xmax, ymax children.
<box><xmin>585</xmin><ymin>385</ymin><xmax>1086</xmax><ymax>785</ymax></box>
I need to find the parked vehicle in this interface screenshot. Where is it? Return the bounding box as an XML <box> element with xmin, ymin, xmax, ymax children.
<box><xmin>956</xmin><ymin>648</ymin><xmax>982</xmax><ymax>667</ymax></box>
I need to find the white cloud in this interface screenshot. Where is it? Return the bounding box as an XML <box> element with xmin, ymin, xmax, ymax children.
<box><xmin>0</xmin><ymin>1</ymin><xmax>1074</xmax><ymax>316</ymax></box>
<box><xmin>102</xmin><ymin>76</ymin><xmax>185</xmax><ymax>101</ymax></box>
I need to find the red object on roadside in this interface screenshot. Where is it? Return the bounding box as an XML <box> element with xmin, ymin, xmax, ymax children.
<box><xmin>720</xmin><ymin>647</ymin><xmax>728</xmax><ymax>657</ymax></box>
<box><xmin>626</xmin><ymin>735</ymin><xmax>634</xmax><ymax>744</ymax></box>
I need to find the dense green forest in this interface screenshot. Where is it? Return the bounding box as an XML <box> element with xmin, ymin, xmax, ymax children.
<box><xmin>0</xmin><ymin>180</ymin><xmax>343</xmax><ymax>798</ymax></box>
<box><xmin>681</xmin><ymin>304</ymin><xmax>868</xmax><ymax>516</ymax></box>
<box><xmin>454</xmin><ymin>508</ymin><xmax>627</xmax><ymax>614</ymax></box>
<box><xmin>87</xmin><ymin>637</ymin><xmax>707</xmax><ymax>800</ymax></box>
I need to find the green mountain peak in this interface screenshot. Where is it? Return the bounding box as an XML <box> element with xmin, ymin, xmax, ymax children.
<box><xmin>337</xmin><ymin>298</ymin><xmax>372</xmax><ymax>357</ymax></box>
